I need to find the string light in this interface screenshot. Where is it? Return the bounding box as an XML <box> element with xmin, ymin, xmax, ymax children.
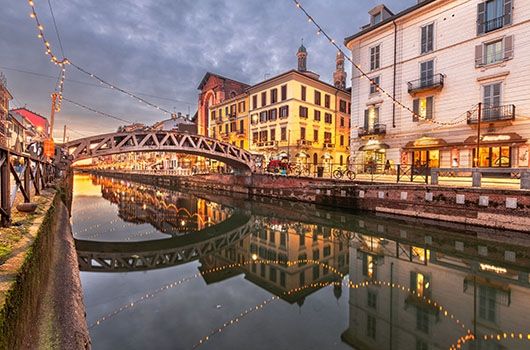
<box><xmin>291</xmin><ymin>0</ymin><xmax>470</xmax><ymax>126</ymax></box>
<box><xmin>448</xmin><ymin>332</ymin><xmax>530</xmax><ymax>350</ymax></box>
<box><xmin>62</xmin><ymin>97</ymin><xmax>134</xmax><ymax>124</ymax></box>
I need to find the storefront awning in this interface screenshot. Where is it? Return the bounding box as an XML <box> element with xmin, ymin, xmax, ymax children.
<box><xmin>321</xmin><ymin>153</ymin><xmax>333</xmax><ymax>159</ymax></box>
<box><xmin>464</xmin><ymin>133</ymin><xmax>527</xmax><ymax>146</ymax></box>
<box><xmin>403</xmin><ymin>136</ymin><xmax>449</xmax><ymax>150</ymax></box>
<box><xmin>358</xmin><ymin>142</ymin><xmax>390</xmax><ymax>151</ymax></box>
<box><xmin>295</xmin><ymin>152</ymin><xmax>309</xmax><ymax>158</ymax></box>
<box><xmin>276</xmin><ymin>152</ymin><xmax>288</xmax><ymax>159</ymax></box>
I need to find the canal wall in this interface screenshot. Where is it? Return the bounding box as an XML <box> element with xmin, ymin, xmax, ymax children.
<box><xmin>0</xmin><ymin>177</ymin><xmax>89</xmax><ymax>349</ymax></box>
<box><xmin>87</xmin><ymin>170</ymin><xmax>530</xmax><ymax>233</ymax></box>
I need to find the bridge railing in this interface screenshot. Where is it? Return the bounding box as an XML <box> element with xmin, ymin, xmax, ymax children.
<box><xmin>0</xmin><ymin>146</ymin><xmax>57</xmax><ymax>227</ymax></box>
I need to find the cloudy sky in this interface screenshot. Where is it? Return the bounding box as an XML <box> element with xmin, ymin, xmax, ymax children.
<box><xmin>1</xmin><ymin>0</ymin><xmax>414</xmax><ymax>140</ymax></box>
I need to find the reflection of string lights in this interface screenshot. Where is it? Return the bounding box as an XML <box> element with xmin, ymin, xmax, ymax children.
<box><xmin>89</xmin><ymin>259</ymin><xmax>344</xmax><ymax>329</ymax></box>
<box><xmin>449</xmin><ymin>332</ymin><xmax>530</xmax><ymax>350</ymax></box>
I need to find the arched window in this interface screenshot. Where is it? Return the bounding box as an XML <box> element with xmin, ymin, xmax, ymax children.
<box><xmin>230</xmin><ymin>91</ymin><xmax>237</xmax><ymax>98</ymax></box>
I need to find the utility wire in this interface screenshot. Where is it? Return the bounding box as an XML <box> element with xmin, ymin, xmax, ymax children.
<box><xmin>62</xmin><ymin>96</ymin><xmax>133</xmax><ymax>124</ymax></box>
<box><xmin>47</xmin><ymin>0</ymin><xmax>65</xmax><ymax>58</ymax></box>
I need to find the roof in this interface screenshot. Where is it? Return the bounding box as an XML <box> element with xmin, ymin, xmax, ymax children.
<box><xmin>197</xmin><ymin>72</ymin><xmax>250</xmax><ymax>90</ymax></box>
<box><xmin>247</xmin><ymin>69</ymin><xmax>350</xmax><ymax>95</ymax></box>
<box><xmin>344</xmin><ymin>0</ymin><xmax>437</xmax><ymax>46</ymax></box>
<box><xmin>10</xmin><ymin>107</ymin><xmax>49</xmax><ymax>131</ymax></box>
<box><xmin>298</xmin><ymin>44</ymin><xmax>307</xmax><ymax>53</ymax></box>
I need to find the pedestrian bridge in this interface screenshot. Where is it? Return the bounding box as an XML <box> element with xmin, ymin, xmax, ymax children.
<box><xmin>63</xmin><ymin>131</ymin><xmax>256</xmax><ymax>172</ymax></box>
<box><xmin>75</xmin><ymin>212</ymin><xmax>253</xmax><ymax>272</ymax></box>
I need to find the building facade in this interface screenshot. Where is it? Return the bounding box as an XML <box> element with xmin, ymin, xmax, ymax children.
<box><xmin>208</xmin><ymin>93</ymin><xmax>249</xmax><ymax>150</ymax></box>
<box><xmin>203</xmin><ymin>46</ymin><xmax>351</xmax><ymax>172</ymax></box>
<box><xmin>0</xmin><ymin>73</ymin><xmax>12</xmax><ymax>148</ymax></box>
<box><xmin>345</xmin><ymin>0</ymin><xmax>530</xmax><ymax>172</ymax></box>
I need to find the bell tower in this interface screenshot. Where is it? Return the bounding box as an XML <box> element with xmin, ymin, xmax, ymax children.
<box><xmin>333</xmin><ymin>51</ymin><xmax>347</xmax><ymax>89</ymax></box>
<box><xmin>297</xmin><ymin>39</ymin><xmax>307</xmax><ymax>72</ymax></box>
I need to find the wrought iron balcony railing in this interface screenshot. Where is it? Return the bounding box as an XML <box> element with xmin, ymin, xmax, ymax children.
<box><xmin>297</xmin><ymin>139</ymin><xmax>313</xmax><ymax>147</ymax></box>
<box><xmin>358</xmin><ymin>123</ymin><xmax>386</xmax><ymax>137</ymax></box>
<box><xmin>256</xmin><ymin>140</ymin><xmax>278</xmax><ymax>148</ymax></box>
<box><xmin>407</xmin><ymin>74</ymin><xmax>444</xmax><ymax>94</ymax></box>
<box><xmin>483</xmin><ymin>15</ymin><xmax>505</xmax><ymax>33</ymax></box>
<box><xmin>467</xmin><ymin>104</ymin><xmax>515</xmax><ymax>124</ymax></box>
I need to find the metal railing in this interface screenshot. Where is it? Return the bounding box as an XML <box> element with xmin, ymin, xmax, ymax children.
<box><xmin>431</xmin><ymin>167</ymin><xmax>529</xmax><ymax>189</ymax></box>
<box><xmin>467</xmin><ymin>104</ymin><xmax>515</xmax><ymax>124</ymax></box>
<box><xmin>407</xmin><ymin>74</ymin><xmax>444</xmax><ymax>94</ymax></box>
<box><xmin>358</xmin><ymin>123</ymin><xmax>387</xmax><ymax>137</ymax></box>
<box><xmin>396</xmin><ymin>164</ymin><xmax>430</xmax><ymax>184</ymax></box>
<box><xmin>0</xmin><ymin>146</ymin><xmax>56</xmax><ymax>227</ymax></box>
<box><xmin>483</xmin><ymin>15</ymin><xmax>505</xmax><ymax>33</ymax></box>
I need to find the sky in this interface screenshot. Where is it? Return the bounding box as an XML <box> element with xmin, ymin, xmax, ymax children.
<box><xmin>0</xmin><ymin>0</ymin><xmax>414</xmax><ymax>140</ymax></box>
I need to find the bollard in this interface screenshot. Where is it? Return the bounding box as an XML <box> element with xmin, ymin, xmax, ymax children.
<box><xmin>431</xmin><ymin>170</ymin><xmax>438</xmax><ymax>185</ymax></box>
<box><xmin>521</xmin><ymin>171</ymin><xmax>530</xmax><ymax>190</ymax></box>
<box><xmin>472</xmin><ymin>171</ymin><xmax>482</xmax><ymax>188</ymax></box>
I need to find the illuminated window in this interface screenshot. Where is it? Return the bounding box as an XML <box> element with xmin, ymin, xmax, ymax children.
<box><xmin>410</xmin><ymin>271</ymin><xmax>431</xmax><ymax>298</ymax></box>
<box><xmin>413</xmin><ymin>96</ymin><xmax>434</xmax><ymax>121</ymax></box>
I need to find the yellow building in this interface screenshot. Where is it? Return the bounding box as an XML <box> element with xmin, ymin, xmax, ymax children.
<box><xmin>203</xmin><ymin>45</ymin><xmax>350</xmax><ymax>173</ymax></box>
<box><xmin>248</xmin><ymin>45</ymin><xmax>351</xmax><ymax>172</ymax></box>
<box><xmin>207</xmin><ymin>93</ymin><xmax>249</xmax><ymax>150</ymax></box>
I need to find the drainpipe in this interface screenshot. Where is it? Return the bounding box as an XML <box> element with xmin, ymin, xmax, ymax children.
<box><xmin>392</xmin><ymin>20</ymin><xmax>398</xmax><ymax>129</ymax></box>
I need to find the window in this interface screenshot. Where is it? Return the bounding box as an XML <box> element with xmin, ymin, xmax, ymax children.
<box><xmin>421</xmin><ymin>23</ymin><xmax>434</xmax><ymax>54</ymax></box>
<box><xmin>340</xmin><ymin>117</ymin><xmax>345</xmax><ymax>127</ymax></box>
<box><xmin>312</xmin><ymin>265</ymin><xmax>319</xmax><ymax>279</ymax></box>
<box><xmin>314</xmin><ymin>110</ymin><xmax>321</xmax><ymax>121</ymax></box>
<box><xmin>279</xmin><ymin>105</ymin><xmax>289</xmax><ymax>119</ymax></box>
<box><xmin>280</xmin><ymin>271</ymin><xmax>286</xmax><ymax>287</ymax></box>
<box><xmin>251</xmin><ymin>113</ymin><xmax>258</xmax><ymax>125</ymax></box>
<box><xmin>238</xmin><ymin>101</ymin><xmax>246</xmax><ymax>113</ymax></box>
<box><xmin>259</xmin><ymin>130</ymin><xmax>268</xmax><ymax>142</ymax></box>
<box><xmin>301</xmin><ymin>85</ymin><xmax>307</xmax><ymax>101</ymax></box>
<box><xmin>476</xmin><ymin>35</ymin><xmax>513</xmax><ymax>67</ymax></box>
<box><xmin>483</xmin><ymin>82</ymin><xmax>501</xmax><ymax>108</ymax></box>
<box><xmin>271</xmin><ymin>88</ymin><xmax>278</xmax><ymax>104</ymax></box>
<box><xmin>372</xmin><ymin>11</ymin><xmax>382</xmax><ymax>24</ymax></box>
<box><xmin>324</xmin><ymin>113</ymin><xmax>332</xmax><ymax>124</ymax></box>
<box><xmin>313</xmin><ymin>129</ymin><xmax>318</xmax><ymax>142</ymax></box>
<box><xmin>479</xmin><ymin>285</ymin><xmax>497</xmax><ymax>322</ymax></box>
<box><xmin>314</xmin><ymin>90</ymin><xmax>321</xmax><ymax>105</ymax></box>
<box><xmin>339</xmin><ymin>100</ymin><xmax>347</xmax><ymax>113</ymax></box>
<box><xmin>324</xmin><ymin>132</ymin><xmax>332</xmax><ymax>144</ymax></box>
<box><xmin>299</xmin><ymin>272</ymin><xmax>305</xmax><ymax>286</ymax></box>
<box><xmin>416</xmin><ymin>307</ymin><xmax>429</xmax><ymax>333</ymax></box>
<box><xmin>252</xmin><ymin>95</ymin><xmax>258</xmax><ymax>109</ymax></box>
<box><xmin>370</xmin><ymin>76</ymin><xmax>380</xmax><ymax>94</ymax></box>
<box><xmin>324</xmin><ymin>94</ymin><xmax>330</xmax><ymax>108</ymax></box>
<box><xmin>313</xmin><ymin>248</ymin><xmax>320</xmax><ymax>260</ymax></box>
<box><xmin>299</xmin><ymin>106</ymin><xmax>308</xmax><ymax>118</ymax></box>
<box><xmin>367</xmin><ymin>290</ymin><xmax>377</xmax><ymax>309</ymax></box>
<box><xmin>225</xmin><ymin>106</ymin><xmax>229</xmax><ymax>116</ymax></box>
<box><xmin>281</xmin><ymin>127</ymin><xmax>287</xmax><ymax>141</ymax></box>
<box><xmin>239</xmin><ymin>119</ymin><xmax>244</xmax><ymax>132</ymax></box>
<box><xmin>416</xmin><ymin>339</ymin><xmax>428</xmax><ymax>350</ymax></box>
<box><xmin>370</xmin><ymin>45</ymin><xmax>381</xmax><ymax>71</ymax></box>
<box><xmin>413</xmin><ymin>96</ymin><xmax>434</xmax><ymax>121</ymax></box>
<box><xmin>478</xmin><ymin>0</ymin><xmax>510</xmax><ymax>34</ymax></box>
<box><xmin>261</xmin><ymin>92</ymin><xmax>267</xmax><ymax>107</ymax></box>
<box><xmin>281</xmin><ymin>84</ymin><xmax>287</xmax><ymax>100</ymax></box>
<box><xmin>252</xmin><ymin>132</ymin><xmax>258</xmax><ymax>143</ymax></box>
<box><xmin>367</xmin><ymin>315</ymin><xmax>376</xmax><ymax>339</ymax></box>
<box><xmin>485</xmin><ymin>40</ymin><xmax>503</xmax><ymax>64</ymax></box>
<box><xmin>340</xmin><ymin>135</ymin><xmax>344</xmax><ymax>146</ymax></box>
<box><xmin>211</xmin><ymin>110</ymin><xmax>216</xmax><ymax>120</ymax></box>
<box><xmin>270</xmin><ymin>128</ymin><xmax>276</xmax><ymax>141</ymax></box>
<box><xmin>410</xmin><ymin>272</ymin><xmax>431</xmax><ymax>298</ymax></box>
<box><xmin>300</xmin><ymin>127</ymin><xmax>306</xmax><ymax>140</ymax></box>
<box><xmin>218</xmin><ymin>108</ymin><xmax>223</xmax><ymax>118</ymax></box>
<box><xmin>323</xmin><ymin>245</ymin><xmax>331</xmax><ymax>256</ymax></box>
<box><xmin>269</xmin><ymin>108</ymin><xmax>277</xmax><ymax>121</ymax></box>
<box><xmin>420</xmin><ymin>60</ymin><xmax>434</xmax><ymax>86</ymax></box>
<box><xmin>240</xmin><ymin>140</ymin><xmax>244</xmax><ymax>148</ymax></box>
<box><xmin>260</xmin><ymin>111</ymin><xmax>268</xmax><ymax>123</ymax></box>
<box><xmin>230</xmin><ymin>104</ymin><xmax>236</xmax><ymax>116</ymax></box>
<box><xmin>230</xmin><ymin>121</ymin><xmax>236</xmax><ymax>132</ymax></box>
<box><xmin>270</xmin><ymin>267</ymin><xmax>277</xmax><ymax>283</ymax></box>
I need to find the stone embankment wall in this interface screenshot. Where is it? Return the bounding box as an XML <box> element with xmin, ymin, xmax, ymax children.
<box><xmin>88</xmin><ymin>171</ymin><xmax>530</xmax><ymax>233</ymax></box>
<box><xmin>0</xmin><ymin>177</ymin><xmax>89</xmax><ymax>350</ymax></box>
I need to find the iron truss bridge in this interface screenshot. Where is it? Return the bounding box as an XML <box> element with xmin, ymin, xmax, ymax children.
<box><xmin>64</xmin><ymin>131</ymin><xmax>257</xmax><ymax>172</ymax></box>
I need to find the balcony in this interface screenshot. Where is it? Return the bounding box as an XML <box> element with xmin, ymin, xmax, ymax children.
<box><xmin>256</xmin><ymin>140</ymin><xmax>278</xmax><ymax>148</ymax></box>
<box><xmin>236</xmin><ymin>129</ymin><xmax>245</xmax><ymax>136</ymax></box>
<box><xmin>227</xmin><ymin>113</ymin><xmax>237</xmax><ymax>120</ymax></box>
<box><xmin>358</xmin><ymin>123</ymin><xmax>386</xmax><ymax>137</ymax></box>
<box><xmin>407</xmin><ymin>74</ymin><xmax>444</xmax><ymax>94</ymax></box>
<box><xmin>482</xmin><ymin>15</ymin><xmax>505</xmax><ymax>33</ymax></box>
<box><xmin>467</xmin><ymin>104</ymin><xmax>515</xmax><ymax>124</ymax></box>
<box><xmin>323</xmin><ymin>142</ymin><xmax>334</xmax><ymax>149</ymax></box>
<box><xmin>297</xmin><ymin>139</ymin><xmax>313</xmax><ymax>148</ymax></box>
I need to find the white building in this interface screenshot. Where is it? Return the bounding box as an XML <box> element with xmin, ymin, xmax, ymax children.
<box><xmin>345</xmin><ymin>0</ymin><xmax>530</xmax><ymax>172</ymax></box>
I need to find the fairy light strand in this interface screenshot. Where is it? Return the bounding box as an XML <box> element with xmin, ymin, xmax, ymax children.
<box><xmin>292</xmin><ymin>0</ymin><xmax>470</xmax><ymax>127</ymax></box>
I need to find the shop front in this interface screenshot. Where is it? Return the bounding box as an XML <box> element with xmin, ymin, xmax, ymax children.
<box><xmin>463</xmin><ymin>133</ymin><xmax>528</xmax><ymax>168</ymax></box>
<box><xmin>358</xmin><ymin>140</ymin><xmax>390</xmax><ymax>173</ymax></box>
<box><xmin>402</xmin><ymin>137</ymin><xmax>449</xmax><ymax>168</ymax></box>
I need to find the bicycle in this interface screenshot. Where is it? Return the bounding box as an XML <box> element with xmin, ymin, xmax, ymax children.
<box><xmin>332</xmin><ymin>167</ymin><xmax>356</xmax><ymax>180</ymax></box>
<box><xmin>293</xmin><ymin>165</ymin><xmax>310</xmax><ymax>177</ymax></box>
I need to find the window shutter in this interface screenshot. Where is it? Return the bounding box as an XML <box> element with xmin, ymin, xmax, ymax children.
<box><xmin>504</xmin><ymin>35</ymin><xmax>514</xmax><ymax>60</ymax></box>
<box><xmin>426</xmin><ymin>96</ymin><xmax>434</xmax><ymax>120</ymax></box>
<box><xmin>421</xmin><ymin>26</ymin><xmax>427</xmax><ymax>53</ymax></box>
<box><xmin>364</xmin><ymin>109</ymin><xmax>369</xmax><ymax>129</ymax></box>
<box><xmin>504</xmin><ymin>0</ymin><xmax>512</xmax><ymax>26</ymax></box>
<box><xmin>477</xmin><ymin>2</ymin><xmax>486</xmax><ymax>35</ymax></box>
<box><xmin>475</xmin><ymin>44</ymin><xmax>484</xmax><ymax>67</ymax></box>
<box><xmin>428</xmin><ymin>24</ymin><xmax>434</xmax><ymax>51</ymax></box>
<box><xmin>374</xmin><ymin>107</ymin><xmax>380</xmax><ymax>124</ymax></box>
<box><xmin>413</xmin><ymin>99</ymin><xmax>420</xmax><ymax>121</ymax></box>
<box><xmin>285</xmin><ymin>105</ymin><xmax>289</xmax><ymax>117</ymax></box>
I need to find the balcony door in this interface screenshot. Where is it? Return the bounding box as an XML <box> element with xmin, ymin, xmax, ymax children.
<box><xmin>420</xmin><ymin>60</ymin><xmax>434</xmax><ymax>87</ymax></box>
<box><xmin>483</xmin><ymin>83</ymin><xmax>501</xmax><ymax>121</ymax></box>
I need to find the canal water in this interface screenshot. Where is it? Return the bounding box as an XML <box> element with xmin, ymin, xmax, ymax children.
<box><xmin>71</xmin><ymin>173</ymin><xmax>530</xmax><ymax>350</ymax></box>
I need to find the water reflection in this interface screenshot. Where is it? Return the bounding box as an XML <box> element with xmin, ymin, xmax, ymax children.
<box><xmin>72</xmin><ymin>174</ymin><xmax>530</xmax><ymax>350</ymax></box>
